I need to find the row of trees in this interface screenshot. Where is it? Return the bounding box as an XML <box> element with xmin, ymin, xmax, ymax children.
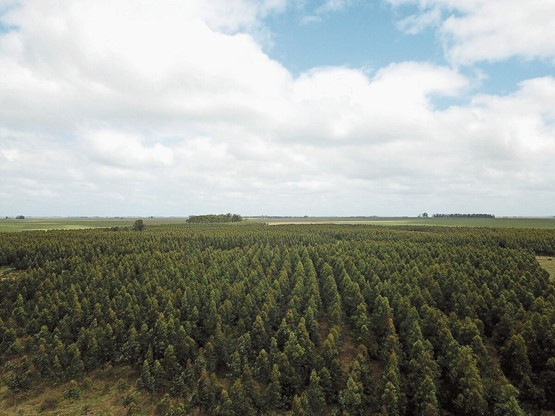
<box><xmin>0</xmin><ymin>223</ymin><xmax>554</xmax><ymax>414</ymax></box>
<box><xmin>431</xmin><ymin>213</ymin><xmax>495</xmax><ymax>218</ymax></box>
<box><xmin>186</xmin><ymin>213</ymin><xmax>243</xmax><ymax>223</ymax></box>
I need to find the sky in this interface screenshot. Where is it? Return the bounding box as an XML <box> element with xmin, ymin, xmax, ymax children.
<box><xmin>1</xmin><ymin>0</ymin><xmax>554</xmax><ymax>217</ymax></box>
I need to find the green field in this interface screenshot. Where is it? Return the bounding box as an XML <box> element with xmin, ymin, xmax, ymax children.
<box><xmin>1</xmin><ymin>216</ymin><xmax>554</xmax><ymax>232</ymax></box>
<box><xmin>0</xmin><ymin>217</ymin><xmax>191</xmax><ymax>232</ymax></box>
<box><xmin>538</xmin><ymin>256</ymin><xmax>555</xmax><ymax>280</ymax></box>
<box><xmin>252</xmin><ymin>216</ymin><xmax>555</xmax><ymax>229</ymax></box>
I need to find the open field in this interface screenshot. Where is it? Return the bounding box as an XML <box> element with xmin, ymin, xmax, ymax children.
<box><xmin>1</xmin><ymin>216</ymin><xmax>554</xmax><ymax>232</ymax></box>
<box><xmin>538</xmin><ymin>256</ymin><xmax>555</xmax><ymax>280</ymax></box>
<box><xmin>0</xmin><ymin>217</ymin><xmax>190</xmax><ymax>232</ymax></box>
<box><xmin>0</xmin><ymin>365</ymin><xmax>158</xmax><ymax>416</ymax></box>
<box><xmin>251</xmin><ymin>216</ymin><xmax>555</xmax><ymax>229</ymax></box>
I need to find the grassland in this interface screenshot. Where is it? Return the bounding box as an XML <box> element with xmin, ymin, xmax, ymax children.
<box><xmin>253</xmin><ymin>216</ymin><xmax>555</xmax><ymax>229</ymax></box>
<box><xmin>0</xmin><ymin>365</ymin><xmax>159</xmax><ymax>416</ymax></box>
<box><xmin>1</xmin><ymin>216</ymin><xmax>554</xmax><ymax>232</ymax></box>
<box><xmin>537</xmin><ymin>256</ymin><xmax>555</xmax><ymax>280</ymax></box>
<box><xmin>0</xmin><ymin>217</ymin><xmax>190</xmax><ymax>232</ymax></box>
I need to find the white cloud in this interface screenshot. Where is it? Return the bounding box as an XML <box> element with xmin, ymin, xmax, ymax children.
<box><xmin>84</xmin><ymin>130</ymin><xmax>174</xmax><ymax>168</ymax></box>
<box><xmin>286</xmin><ymin>63</ymin><xmax>468</xmax><ymax>142</ymax></box>
<box><xmin>0</xmin><ymin>1</ymin><xmax>554</xmax><ymax>216</ymax></box>
<box><xmin>318</xmin><ymin>0</ymin><xmax>351</xmax><ymax>14</ymax></box>
<box><xmin>301</xmin><ymin>0</ymin><xmax>351</xmax><ymax>24</ymax></box>
<box><xmin>389</xmin><ymin>0</ymin><xmax>555</xmax><ymax>65</ymax></box>
<box><xmin>0</xmin><ymin>0</ymin><xmax>292</xmax><ymax>131</ymax></box>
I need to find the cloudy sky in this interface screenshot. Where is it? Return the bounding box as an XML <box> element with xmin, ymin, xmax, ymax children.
<box><xmin>1</xmin><ymin>0</ymin><xmax>554</xmax><ymax>217</ymax></box>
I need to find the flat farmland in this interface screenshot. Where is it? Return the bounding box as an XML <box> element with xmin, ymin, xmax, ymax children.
<box><xmin>253</xmin><ymin>216</ymin><xmax>555</xmax><ymax>229</ymax></box>
<box><xmin>2</xmin><ymin>216</ymin><xmax>554</xmax><ymax>232</ymax></box>
<box><xmin>0</xmin><ymin>217</ymin><xmax>190</xmax><ymax>232</ymax></box>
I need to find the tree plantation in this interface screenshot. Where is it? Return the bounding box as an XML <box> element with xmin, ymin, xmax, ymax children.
<box><xmin>1</xmin><ymin>223</ymin><xmax>555</xmax><ymax>415</ymax></box>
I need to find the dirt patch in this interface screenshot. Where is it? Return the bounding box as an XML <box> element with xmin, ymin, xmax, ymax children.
<box><xmin>0</xmin><ymin>364</ymin><xmax>156</xmax><ymax>416</ymax></box>
<box><xmin>339</xmin><ymin>326</ymin><xmax>357</xmax><ymax>373</ymax></box>
<box><xmin>537</xmin><ymin>256</ymin><xmax>555</xmax><ymax>280</ymax></box>
<box><xmin>0</xmin><ymin>266</ymin><xmax>20</xmax><ymax>281</ymax></box>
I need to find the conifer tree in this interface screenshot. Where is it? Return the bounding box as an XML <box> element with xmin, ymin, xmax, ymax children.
<box><xmin>501</xmin><ymin>334</ymin><xmax>532</xmax><ymax>384</ymax></box>
<box><xmin>252</xmin><ymin>315</ymin><xmax>269</xmax><ymax>352</ymax></box>
<box><xmin>492</xmin><ymin>383</ymin><xmax>526</xmax><ymax>416</ymax></box>
<box><xmin>340</xmin><ymin>374</ymin><xmax>364</xmax><ymax>415</ymax></box>
<box><xmin>380</xmin><ymin>381</ymin><xmax>400</xmax><ymax>416</ymax></box>
<box><xmin>291</xmin><ymin>394</ymin><xmax>310</xmax><ymax>416</ymax></box>
<box><xmin>255</xmin><ymin>348</ymin><xmax>271</xmax><ymax>383</ymax></box>
<box><xmin>452</xmin><ymin>346</ymin><xmax>487</xmax><ymax>416</ymax></box>
<box><xmin>151</xmin><ymin>359</ymin><xmax>165</xmax><ymax>391</ymax></box>
<box><xmin>414</xmin><ymin>375</ymin><xmax>439</xmax><ymax>416</ymax></box>
<box><xmin>64</xmin><ymin>343</ymin><xmax>85</xmax><ymax>381</ymax></box>
<box><xmin>7</xmin><ymin>356</ymin><xmax>32</xmax><ymax>398</ymax></box>
<box><xmin>265</xmin><ymin>364</ymin><xmax>283</xmax><ymax>410</ymax></box>
<box><xmin>51</xmin><ymin>354</ymin><xmax>63</xmax><ymax>383</ymax></box>
<box><xmin>230</xmin><ymin>379</ymin><xmax>256</xmax><ymax>416</ymax></box>
<box><xmin>306</xmin><ymin>369</ymin><xmax>326</xmax><ymax>414</ymax></box>
<box><xmin>214</xmin><ymin>389</ymin><xmax>235</xmax><ymax>416</ymax></box>
<box><xmin>137</xmin><ymin>360</ymin><xmax>155</xmax><ymax>394</ymax></box>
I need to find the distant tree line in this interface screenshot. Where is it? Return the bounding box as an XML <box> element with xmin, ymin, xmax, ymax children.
<box><xmin>187</xmin><ymin>213</ymin><xmax>243</xmax><ymax>223</ymax></box>
<box><xmin>432</xmin><ymin>213</ymin><xmax>495</xmax><ymax>218</ymax></box>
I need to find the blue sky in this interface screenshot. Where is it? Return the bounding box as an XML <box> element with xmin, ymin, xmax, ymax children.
<box><xmin>266</xmin><ymin>1</ymin><xmax>442</xmax><ymax>74</ymax></box>
<box><xmin>1</xmin><ymin>0</ymin><xmax>555</xmax><ymax>217</ymax></box>
<box><xmin>266</xmin><ymin>1</ymin><xmax>554</xmax><ymax>98</ymax></box>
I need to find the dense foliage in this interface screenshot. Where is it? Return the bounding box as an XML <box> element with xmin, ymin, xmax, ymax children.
<box><xmin>432</xmin><ymin>214</ymin><xmax>495</xmax><ymax>218</ymax></box>
<box><xmin>186</xmin><ymin>214</ymin><xmax>243</xmax><ymax>223</ymax></box>
<box><xmin>1</xmin><ymin>223</ymin><xmax>554</xmax><ymax>415</ymax></box>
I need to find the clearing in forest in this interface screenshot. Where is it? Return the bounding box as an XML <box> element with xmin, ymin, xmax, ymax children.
<box><xmin>537</xmin><ymin>256</ymin><xmax>555</xmax><ymax>280</ymax></box>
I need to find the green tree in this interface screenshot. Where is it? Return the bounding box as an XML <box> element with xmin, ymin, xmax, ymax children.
<box><xmin>63</xmin><ymin>379</ymin><xmax>81</xmax><ymax>400</ymax></box>
<box><xmin>64</xmin><ymin>343</ymin><xmax>85</xmax><ymax>381</ymax></box>
<box><xmin>132</xmin><ymin>219</ymin><xmax>145</xmax><ymax>231</ymax></box>
<box><xmin>340</xmin><ymin>374</ymin><xmax>364</xmax><ymax>415</ymax></box>
<box><xmin>501</xmin><ymin>334</ymin><xmax>532</xmax><ymax>384</ymax></box>
<box><xmin>137</xmin><ymin>360</ymin><xmax>155</xmax><ymax>394</ymax></box>
<box><xmin>413</xmin><ymin>375</ymin><xmax>439</xmax><ymax>416</ymax></box>
<box><xmin>151</xmin><ymin>359</ymin><xmax>165</xmax><ymax>391</ymax></box>
<box><xmin>254</xmin><ymin>349</ymin><xmax>271</xmax><ymax>383</ymax></box>
<box><xmin>7</xmin><ymin>357</ymin><xmax>32</xmax><ymax>400</ymax></box>
<box><xmin>291</xmin><ymin>394</ymin><xmax>310</xmax><ymax>416</ymax></box>
<box><xmin>452</xmin><ymin>346</ymin><xmax>487</xmax><ymax>416</ymax></box>
<box><xmin>306</xmin><ymin>369</ymin><xmax>326</xmax><ymax>414</ymax></box>
<box><xmin>214</xmin><ymin>389</ymin><xmax>235</xmax><ymax>416</ymax></box>
<box><xmin>492</xmin><ymin>383</ymin><xmax>526</xmax><ymax>416</ymax></box>
<box><xmin>380</xmin><ymin>381</ymin><xmax>400</xmax><ymax>416</ymax></box>
<box><xmin>265</xmin><ymin>364</ymin><xmax>283</xmax><ymax>410</ymax></box>
<box><xmin>230</xmin><ymin>379</ymin><xmax>256</xmax><ymax>416</ymax></box>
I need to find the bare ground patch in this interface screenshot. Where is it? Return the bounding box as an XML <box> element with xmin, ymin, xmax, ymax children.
<box><xmin>0</xmin><ymin>266</ymin><xmax>21</xmax><ymax>281</ymax></box>
<box><xmin>537</xmin><ymin>256</ymin><xmax>555</xmax><ymax>280</ymax></box>
<box><xmin>0</xmin><ymin>364</ymin><xmax>160</xmax><ymax>416</ymax></box>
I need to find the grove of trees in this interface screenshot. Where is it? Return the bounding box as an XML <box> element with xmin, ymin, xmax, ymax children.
<box><xmin>432</xmin><ymin>214</ymin><xmax>495</xmax><ymax>218</ymax></box>
<box><xmin>186</xmin><ymin>214</ymin><xmax>243</xmax><ymax>223</ymax></box>
<box><xmin>0</xmin><ymin>223</ymin><xmax>554</xmax><ymax>414</ymax></box>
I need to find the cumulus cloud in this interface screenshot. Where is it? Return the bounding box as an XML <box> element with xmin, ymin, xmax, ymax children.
<box><xmin>0</xmin><ymin>1</ymin><xmax>554</xmax><ymax>216</ymax></box>
<box><xmin>84</xmin><ymin>130</ymin><xmax>174</xmax><ymax>168</ymax></box>
<box><xmin>301</xmin><ymin>0</ymin><xmax>352</xmax><ymax>24</ymax></box>
<box><xmin>389</xmin><ymin>0</ymin><xmax>555</xmax><ymax>65</ymax></box>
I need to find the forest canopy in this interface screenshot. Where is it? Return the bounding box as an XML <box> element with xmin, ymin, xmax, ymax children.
<box><xmin>0</xmin><ymin>223</ymin><xmax>554</xmax><ymax>414</ymax></box>
<box><xmin>186</xmin><ymin>213</ymin><xmax>243</xmax><ymax>223</ymax></box>
<box><xmin>432</xmin><ymin>213</ymin><xmax>495</xmax><ymax>218</ymax></box>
